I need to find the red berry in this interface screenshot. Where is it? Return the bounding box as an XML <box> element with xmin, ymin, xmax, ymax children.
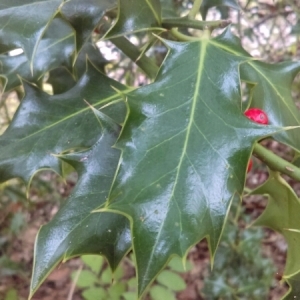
<box><xmin>244</xmin><ymin>108</ymin><xmax>268</xmax><ymax>125</ymax></box>
<box><xmin>247</xmin><ymin>159</ymin><xmax>253</xmax><ymax>173</ymax></box>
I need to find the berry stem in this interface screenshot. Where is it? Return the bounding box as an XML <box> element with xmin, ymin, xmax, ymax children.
<box><xmin>253</xmin><ymin>143</ymin><xmax>300</xmax><ymax>181</ymax></box>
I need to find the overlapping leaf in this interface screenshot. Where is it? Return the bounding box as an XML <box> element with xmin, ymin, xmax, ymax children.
<box><xmin>252</xmin><ymin>170</ymin><xmax>300</xmax><ymax>299</ymax></box>
<box><xmin>30</xmin><ymin>112</ymin><xmax>131</xmax><ymax>298</ymax></box>
<box><xmin>104</xmin><ymin>33</ymin><xmax>281</xmax><ymax>297</ymax></box>
<box><xmin>240</xmin><ymin>60</ymin><xmax>300</xmax><ymax>151</ymax></box>
<box><xmin>61</xmin><ymin>0</ymin><xmax>116</xmax><ymax>52</ymax></box>
<box><xmin>105</xmin><ymin>0</ymin><xmax>161</xmax><ymax>38</ymax></box>
<box><xmin>0</xmin><ymin>18</ymin><xmax>74</xmax><ymax>92</ymax></box>
<box><xmin>47</xmin><ymin>42</ymin><xmax>107</xmax><ymax>94</ymax></box>
<box><xmin>0</xmin><ymin>0</ymin><xmax>62</xmax><ymax>66</ymax></box>
<box><xmin>161</xmin><ymin>0</ymin><xmax>178</xmax><ymax>18</ymax></box>
<box><xmin>0</xmin><ymin>62</ymin><xmax>128</xmax><ymax>183</ymax></box>
<box><xmin>212</xmin><ymin>29</ymin><xmax>300</xmax><ymax>152</ymax></box>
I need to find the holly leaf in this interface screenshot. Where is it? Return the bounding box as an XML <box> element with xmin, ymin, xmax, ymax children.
<box><xmin>161</xmin><ymin>0</ymin><xmax>178</xmax><ymax>18</ymax></box>
<box><xmin>47</xmin><ymin>43</ymin><xmax>107</xmax><ymax>94</ymax></box>
<box><xmin>47</xmin><ymin>67</ymin><xmax>76</xmax><ymax>94</ymax></box>
<box><xmin>30</xmin><ymin>112</ymin><xmax>131</xmax><ymax>298</ymax></box>
<box><xmin>0</xmin><ymin>18</ymin><xmax>75</xmax><ymax>92</ymax></box>
<box><xmin>61</xmin><ymin>0</ymin><xmax>116</xmax><ymax>53</ymax></box>
<box><xmin>212</xmin><ymin>28</ymin><xmax>300</xmax><ymax>151</ymax></box>
<box><xmin>251</xmin><ymin>170</ymin><xmax>300</xmax><ymax>299</ymax></box>
<box><xmin>74</xmin><ymin>43</ymin><xmax>108</xmax><ymax>78</ymax></box>
<box><xmin>200</xmin><ymin>0</ymin><xmax>240</xmax><ymax>20</ymax></box>
<box><xmin>240</xmin><ymin>60</ymin><xmax>300</xmax><ymax>151</ymax></box>
<box><xmin>103</xmin><ymin>33</ymin><xmax>281</xmax><ymax>297</ymax></box>
<box><xmin>0</xmin><ymin>0</ymin><xmax>62</xmax><ymax>68</ymax></box>
<box><xmin>0</xmin><ymin>62</ymin><xmax>128</xmax><ymax>184</ymax></box>
<box><xmin>105</xmin><ymin>0</ymin><xmax>161</xmax><ymax>38</ymax></box>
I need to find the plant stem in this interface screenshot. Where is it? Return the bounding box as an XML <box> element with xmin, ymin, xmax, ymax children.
<box><xmin>110</xmin><ymin>36</ymin><xmax>158</xmax><ymax>79</ymax></box>
<box><xmin>162</xmin><ymin>18</ymin><xmax>231</xmax><ymax>31</ymax></box>
<box><xmin>253</xmin><ymin>143</ymin><xmax>300</xmax><ymax>181</ymax></box>
<box><xmin>188</xmin><ymin>0</ymin><xmax>203</xmax><ymax>19</ymax></box>
<box><xmin>170</xmin><ymin>28</ymin><xmax>200</xmax><ymax>41</ymax></box>
<box><xmin>99</xmin><ymin>20</ymin><xmax>159</xmax><ymax>79</ymax></box>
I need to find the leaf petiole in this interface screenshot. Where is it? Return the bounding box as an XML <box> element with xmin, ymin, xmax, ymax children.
<box><xmin>253</xmin><ymin>143</ymin><xmax>300</xmax><ymax>182</ymax></box>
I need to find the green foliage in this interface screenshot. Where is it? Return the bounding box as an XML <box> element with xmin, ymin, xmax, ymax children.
<box><xmin>252</xmin><ymin>170</ymin><xmax>300</xmax><ymax>299</ymax></box>
<box><xmin>0</xmin><ymin>0</ymin><xmax>300</xmax><ymax>299</ymax></box>
<box><xmin>4</xmin><ymin>289</ymin><xmax>18</xmax><ymax>300</ymax></box>
<box><xmin>74</xmin><ymin>255</ymin><xmax>188</xmax><ymax>300</ymax></box>
<box><xmin>201</xmin><ymin>205</ymin><xmax>275</xmax><ymax>299</ymax></box>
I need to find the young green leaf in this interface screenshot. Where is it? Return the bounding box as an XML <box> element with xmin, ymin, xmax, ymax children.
<box><xmin>71</xmin><ymin>270</ymin><xmax>99</xmax><ymax>288</ymax></box>
<box><xmin>81</xmin><ymin>255</ymin><xmax>104</xmax><ymax>275</ymax></box>
<box><xmin>82</xmin><ymin>287</ymin><xmax>107</xmax><ymax>300</ymax></box>
<box><xmin>149</xmin><ymin>285</ymin><xmax>176</xmax><ymax>300</ymax></box>
<box><xmin>156</xmin><ymin>270</ymin><xmax>186</xmax><ymax>291</ymax></box>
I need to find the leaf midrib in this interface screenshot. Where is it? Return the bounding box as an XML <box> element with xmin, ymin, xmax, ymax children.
<box><xmin>210</xmin><ymin>39</ymin><xmax>300</xmax><ymax>126</ymax></box>
<box><xmin>17</xmin><ymin>89</ymin><xmax>132</xmax><ymax>142</ymax></box>
<box><xmin>146</xmin><ymin>0</ymin><xmax>161</xmax><ymax>24</ymax></box>
<box><xmin>140</xmin><ymin>39</ymin><xmax>208</xmax><ymax>290</ymax></box>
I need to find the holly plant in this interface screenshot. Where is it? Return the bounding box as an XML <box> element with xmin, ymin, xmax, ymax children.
<box><xmin>0</xmin><ymin>0</ymin><xmax>300</xmax><ymax>299</ymax></box>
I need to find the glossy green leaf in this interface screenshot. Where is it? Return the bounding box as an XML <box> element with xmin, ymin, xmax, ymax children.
<box><xmin>283</xmin><ymin>272</ymin><xmax>300</xmax><ymax>300</ymax></box>
<box><xmin>0</xmin><ymin>18</ymin><xmax>75</xmax><ymax>92</ymax></box>
<box><xmin>74</xmin><ymin>43</ymin><xmax>107</xmax><ymax>78</ymax></box>
<box><xmin>0</xmin><ymin>62</ymin><xmax>128</xmax><ymax>183</ymax></box>
<box><xmin>200</xmin><ymin>0</ymin><xmax>240</xmax><ymax>19</ymax></box>
<box><xmin>212</xmin><ymin>28</ymin><xmax>300</xmax><ymax>151</ymax></box>
<box><xmin>105</xmin><ymin>0</ymin><xmax>161</xmax><ymax>38</ymax></box>
<box><xmin>30</xmin><ymin>114</ymin><xmax>131</xmax><ymax>297</ymax></box>
<box><xmin>105</xmin><ymin>32</ymin><xmax>280</xmax><ymax>297</ymax></box>
<box><xmin>47</xmin><ymin>67</ymin><xmax>76</xmax><ymax>94</ymax></box>
<box><xmin>0</xmin><ymin>0</ymin><xmax>62</xmax><ymax>65</ymax></box>
<box><xmin>240</xmin><ymin>60</ymin><xmax>300</xmax><ymax>151</ymax></box>
<box><xmin>252</xmin><ymin>170</ymin><xmax>300</xmax><ymax>300</ymax></box>
<box><xmin>161</xmin><ymin>0</ymin><xmax>178</xmax><ymax>18</ymax></box>
<box><xmin>47</xmin><ymin>42</ymin><xmax>107</xmax><ymax>94</ymax></box>
<box><xmin>156</xmin><ymin>270</ymin><xmax>186</xmax><ymax>291</ymax></box>
<box><xmin>61</xmin><ymin>0</ymin><xmax>116</xmax><ymax>52</ymax></box>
